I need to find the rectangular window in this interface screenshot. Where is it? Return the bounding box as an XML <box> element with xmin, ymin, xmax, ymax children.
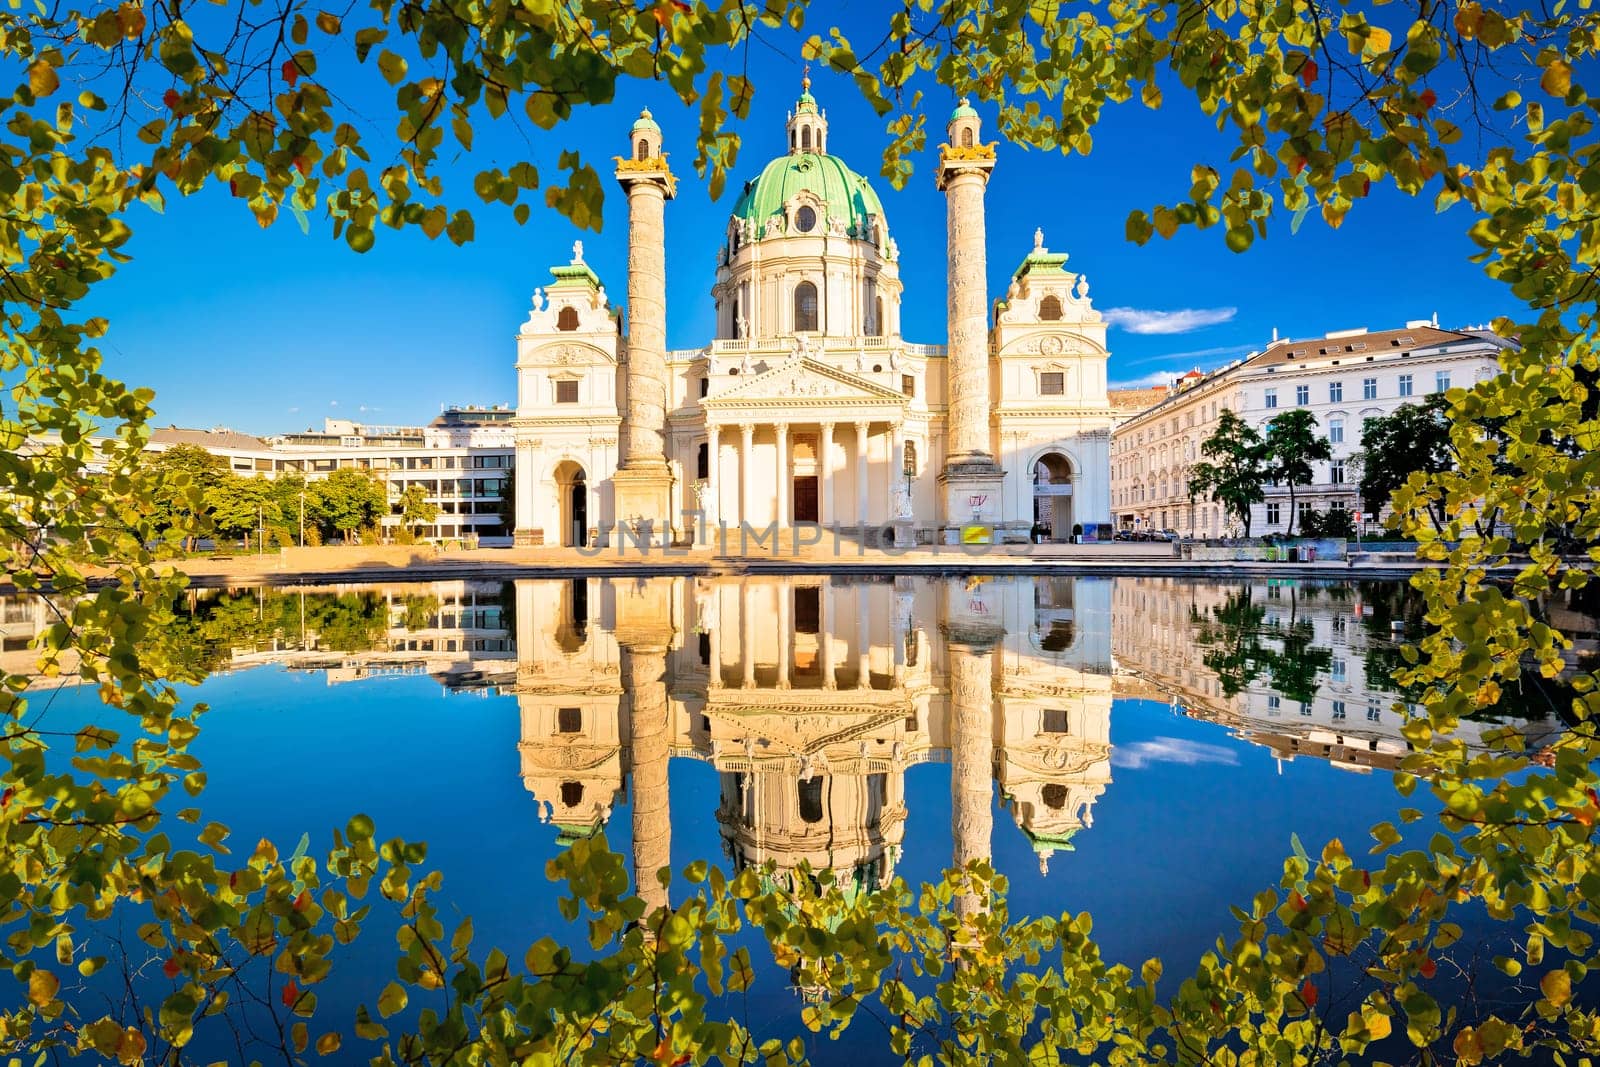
<box><xmin>1332</xmin><ymin>700</ymin><xmax>1347</xmax><ymax>721</ymax></box>
<box><xmin>1266</xmin><ymin>502</ymin><xmax>1281</xmax><ymax>525</ymax></box>
<box><xmin>1435</xmin><ymin>371</ymin><xmax>1451</xmax><ymax>393</ymax></box>
<box><xmin>1399</xmin><ymin>373</ymin><xmax>1414</xmax><ymax>397</ymax></box>
<box><xmin>1362</xmin><ymin>376</ymin><xmax>1378</xmax><ymax>400</ymax></box>
<box><xmin>1295</xmin><ymin>384</ymin><xmax>1309</xmax><ymax>405</ymax></box>
<box><xmin>1298</xmin><ymin>500</ymin><xmax>1313</xmax><ymax>521</ymax></box>
<box><xmin>1328</xmin><ymin>417</ymin><xmax>1345</xmax><ymax>444</ymax></box>
<box><xmin>555</xmin><ymin>379</ymin><xmax>579</xmax><ymax>403</ymax></box>
<box><xmin>1040</xmin><ymin>372</ymin><xmax>1065</xmax><ymax>396</ymax></box>
<box><xmin>699</xmin><ymin>376</ymin><xmax>709</xmax><ymax>398</ymax></box>
<box><xmin>1330</xmin><ymin>460</ymin><xmax>1345</xmax><ymax>483</ymax></box>
<box><xmin>1267</xmin><ymin>695</ymin><xmax>1281</xmax><ymax>715</ymax></box>
<box><xmin>902</xmin><ymin>374</ymin><xmax>916</xmax><ymax>397</ymax></box>
<box><xmin>1300</xmin><ymin>702</ymin><xmax>1313</xmax><ymax>717</ymax></box>
<box><xmin>1264</xmin><ymin>388</ymin><xmax>1278</xmax><ymax>409</ymax></box>
<box><xmin>557</xmin><ymin>707</ymin><xmax>582</xmax><ymax>734</ymax></box>
<box><xmin>1042</xmin><ymin>709</ymin><xmax>1069</xmax><ymax>734</ymax></box>
<box><xmin>1367</xmin><ymin>705</ymin><xmax>1382</xmax><ymax>722</ymax></box>
<box><xmin>696</xmin><ymin>442</ymin><xmax>709</xmax><ymax>481</ymax></box>
<box><xmin>1332</xmin><ymin>658</ymin><xmax>1347</xmax><ymax>682</ymax></box>
<box><xmin>1329</xmin><ymin>380</ymin><xmax>1343</xmax><ymax>402</ymax></box>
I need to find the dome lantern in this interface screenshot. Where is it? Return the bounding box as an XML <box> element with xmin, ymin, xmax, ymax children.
<box><xmin>785</xmin><ymin>68</ymin><xmax>828</xmax><ymax>154</ymax></box>
<box><xmin>629</xmin><ymin>107</ymin><xmax>662</xmax><ymax>161</ymax></box>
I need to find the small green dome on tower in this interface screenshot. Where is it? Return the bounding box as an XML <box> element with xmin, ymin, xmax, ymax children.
<box><xmin>631</xmin><ymin>107</ymin><xmax>661</xmax><ymax>134</ymax></box>
<box><xmin>949</xmin><ymin>97</ymin><xmax>978</xmax><ymax>122</ymax></box>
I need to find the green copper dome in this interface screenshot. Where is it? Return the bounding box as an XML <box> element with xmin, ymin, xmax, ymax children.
<box><xmin>730</xmin><ymin>151</ymin><xmax>887</xmax><ymax>238</ymax></box>
<box><xmin>950</xmin><ymin>97</ymin><xmax>978</xmax><ymax>122</ymax></box>
<box><xmin>631</xmin><ymin>108</ymin><xmax>660</xmax><ymax>134</ymax></box>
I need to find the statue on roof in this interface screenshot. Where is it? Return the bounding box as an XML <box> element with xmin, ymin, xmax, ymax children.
<box><xmin>1034</xmin><ymin>227</ymin><xmax>1045</xmax><ymax>250</ymax></box>
<box><xmin>572</xmin><ymin>239</ymin><xmax>585</xmax><ymax>264</ymax></box>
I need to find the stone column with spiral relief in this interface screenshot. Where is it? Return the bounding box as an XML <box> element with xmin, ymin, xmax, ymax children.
<box><xmin>613</xmin><ymin>109</ymin><xmax>678</xmax><ymax>547</ymax></box>
<box><xmin>936</xmin><ymin>99</ymin><xmax>1006</xmax><ymax>545</ymax></box>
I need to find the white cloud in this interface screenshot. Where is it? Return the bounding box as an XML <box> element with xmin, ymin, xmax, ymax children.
<box><xmin>1102</xmin><ymin>306</ymin><xmax>1238</xmax><ymax>334</ymax></box>
<box><xmin>286</xmin><ymin>406</ymin><xmax>300</xmax><ymax>414</ymax></box>
<box><xmin>329</xmin><ymin>400</ymin><xmax>339</xmax><ymax>407</ymax></box>
<box><xmin>1110</xmin><ymin>369</ymin><xmax>1192</xmax><ymax>390</ymax></box>
<box><xmin>1112</xmin><ymin>737</ymin><xmax>1240</xmax><ymax>770</ymax></box>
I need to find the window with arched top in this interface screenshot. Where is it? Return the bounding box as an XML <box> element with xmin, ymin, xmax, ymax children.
<box><xmin>801</xmin><ymin>126</ymin><xmax>812</xmax><ymax>151</ymax></box>
<box><xmin>793</xmin><ymin>281</ymin><xmax>818</xmax><ymax>332</ymax></box>
<box><xmin>635</xmin><ymin>139</ymin><xmax>648</xmax><ymax>161</ymax></box>
<box><xmin>1039</xmin><ymin>295</ymin><xmax>1063</xmax><ymax>321</ymax></box>
<box><xmin>560</xmin><ymin>781</ymin><xmax>584</xmax><ymax>807</ymax></box>
<box><xmin>1042</xmin><ymin>783</ymin><xmax>1068</xmax><ymax>810</ymax></box>
<box><xmin>960</xmin><ymin>128</ymin><xmax>973</xmax><ymax>148</ymax></box>
<box><xmin>556</xmin><ymin>306</ymin><xmax>580</xmax><ymax>331</ymax></box>
<box><xmin>798</xmin><ymin>778</ymin><xmax>824</xmax><ymax>824</ymax></box>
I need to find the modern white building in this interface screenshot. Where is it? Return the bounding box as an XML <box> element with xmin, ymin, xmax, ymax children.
<box><xmin>134</xmin><ymin>410</ymin><xmax>517</xmax><ymax>543</ymax></box>
<box><xmin>511</xmin><ymin>81</ymin><xmax>1116</xmax><ymax>548</ymax></box>
<box><xmin>1110</xmin><ymin>321</ymin><xmax>1511</xmax><ymax>537</ymax></box>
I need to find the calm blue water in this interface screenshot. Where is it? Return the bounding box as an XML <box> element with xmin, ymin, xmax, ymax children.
<box><xmin>16</xmin><ymin>575</ymin><xmax>1547</xmax><ymax>1061</ymax></box>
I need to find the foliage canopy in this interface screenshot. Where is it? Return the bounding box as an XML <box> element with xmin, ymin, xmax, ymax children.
<box><xmin>5</xmin><ymin>0</ymin><xmax>1600</xmax><ymax>1062</ymax></box>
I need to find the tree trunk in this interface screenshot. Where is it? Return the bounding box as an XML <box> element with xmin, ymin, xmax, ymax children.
<box><xmin>1286</xmin><ymin>481</ymin><xmax>1297</xmax><ymax>537</ymax></box>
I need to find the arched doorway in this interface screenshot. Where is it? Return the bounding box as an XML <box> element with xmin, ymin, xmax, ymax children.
<box><xmin>1032</xmin><ymin>453</ymin><xmax>1074</xmax><ymax>542</ymax></box>
<box><xmin>554</xmin><ymin>461</ymin><xmax>587</xmax><ymax>547</ymax></box>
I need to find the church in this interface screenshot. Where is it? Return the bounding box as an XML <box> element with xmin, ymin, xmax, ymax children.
<box><xmin>510</xmin><ymin>80</ymin><xmax>1114</xmax><ymax>548</ymax></box>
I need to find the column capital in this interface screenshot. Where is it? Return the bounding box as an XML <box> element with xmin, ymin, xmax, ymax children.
<box><xmin>854</xmin><ymin>420</ymin><xmax>871</xmax><ymax>435</ymax></box>
<box><xmin>740</xmin><ymin>422</ymin><xmax>755</xmax><ymax>441</ymax></box>
<box><xmin>774</xmin><ymin>422</ymin><xmax>789</xmax><ymax>439</ymax></box>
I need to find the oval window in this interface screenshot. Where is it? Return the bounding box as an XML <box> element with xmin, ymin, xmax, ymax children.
<box><xmin>796</xmin><ymin>205</ymin><xmax>817</xmax><ymax>233</ymax></box>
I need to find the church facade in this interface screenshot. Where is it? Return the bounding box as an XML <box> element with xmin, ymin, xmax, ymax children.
<box><xmin>511</xmin><ymin>83</ymin><xmax>1114</xmax><ymax>548</ymax></box>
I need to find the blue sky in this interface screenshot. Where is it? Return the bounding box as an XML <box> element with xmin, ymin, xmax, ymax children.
<box><xmin>81</xmin><ymin>12</ymin><xmax>1512</xmax><ymax>435</ymax></box>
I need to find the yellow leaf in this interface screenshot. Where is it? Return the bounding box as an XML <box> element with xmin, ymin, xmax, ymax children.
<box><xmin>1365</xmin><ymin>1010</ymin><xmax>1392</xmax><ymax>1040</ymax></box>
<box><xmin>1541</xmin><ymin>59</ymin><xmax>1572</xmax><ymax>97</ymax></box>
<box><xmin>1540</xmin><ymin>969</ymin><xmax>1571</xmax><ymax>1006</ymax></box>
<box><xmin>1365</xmin><ymin>26</ymin><xmax>1392</xmax><ymax>53</ymax></box>
<box><xmin>28</xmin><ymin>59</ymin><xmax>59</xmax><ymax>98</ymax></box>
<box><xmin>315</xmin><ymin>1032</ymin><xmax>341</xmax><ymax>1055</ymax></box>
<box><xmin>28</xmin><ymin>968</ymin><xmax>59</xmax><ymax>1007</ymax></box>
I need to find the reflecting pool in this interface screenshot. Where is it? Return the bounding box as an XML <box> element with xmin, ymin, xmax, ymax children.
<box><xmin>5</xmin><ymin>575</ymin><xmax>1560</xmax><ymax>1060</ymax></box>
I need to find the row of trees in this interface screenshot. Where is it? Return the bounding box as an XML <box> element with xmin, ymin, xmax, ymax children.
<box><xmin>1188</xmin><ymin>399</ymin><xmax>1454</xmax><ymax>539</ymax></box>
<box><xmin>142</xmin><ymin>445</ymin><xmax>439</xmax><ymax>550</ymax></box>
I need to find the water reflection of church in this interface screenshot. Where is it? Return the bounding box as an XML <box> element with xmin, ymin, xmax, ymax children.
<box><xmin>513</xmin><ymin>575</ymin><xmax>1115</xmax><ymax>898</ymax></box>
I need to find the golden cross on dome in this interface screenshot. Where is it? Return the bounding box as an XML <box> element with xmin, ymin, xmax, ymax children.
<box><xmin>802</xmin><ymin>63</ymin><xmax>811</xmax><ymax>92</ymax></box>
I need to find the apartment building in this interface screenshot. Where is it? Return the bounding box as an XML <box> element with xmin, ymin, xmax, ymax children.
<box><xmin>139</xmin><ymin>407</ymin><xmax>517</xmax><ymax>543</ymax></box>
<box><xmin>1110</xmin><ymin>320</ymin><xmax>1511</xmax><ymax>537</ymax></box>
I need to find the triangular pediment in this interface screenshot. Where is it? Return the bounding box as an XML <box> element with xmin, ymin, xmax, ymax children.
<box><xmin>704</xmin><ymin>356</ymin><xmax>909</xmax><ymax>407</ymax></box>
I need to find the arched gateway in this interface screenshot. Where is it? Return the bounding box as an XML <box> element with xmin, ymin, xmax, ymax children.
<box><xmin>1033</xmin><ymin>453</ymin><xmax>1074</xmax><ymax>542</ymax></box>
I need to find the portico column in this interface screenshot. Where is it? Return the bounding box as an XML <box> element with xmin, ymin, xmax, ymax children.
<box><xmin>854</xmin><ymin>421</ymin><xmax>870</xmax><ymax>529</ymax></box>
<box><xmin>775</xmin><ymin>423</ymin><xmax>790</xmax><ymax>530</ymax></box>
<box><xmin>707</xmin><ymin>585</ymin><xmax>722</xmax><ymax>688</ymax></box>
<box><xmin>740</xmin><ymin>423</ymin><xmax>755</xmax><ymax>530</ymax></box>
<box><xmin>705</xmin><ymin>424</ymin><xmax>721</xmax><ymax>537</ymax></box>
<box><xmin>819</xmin><ymin>421</ymin><xmax>836</xmax><ymax>524</ymax></box>
<box><xmin>887</xmin><ymin>423</ymin><xmax>902</xmax><ymax>505</ymax></box>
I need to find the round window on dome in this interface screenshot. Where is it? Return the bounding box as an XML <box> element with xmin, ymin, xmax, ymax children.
<box><xmin>795</xmin><ymin>206</ymin><xmax>817</xmax><ymax>233</ymax></box>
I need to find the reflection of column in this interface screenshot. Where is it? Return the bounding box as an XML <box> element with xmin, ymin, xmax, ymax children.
<box><xmin>819</xmin><ymin>422</ymin><xmax>835</xmax><ymax>525</ymax></box>
<box><xmin>741</xmin><ymin>578</ymin><xmax>755</xmax><ymax>688</ymax></box>
<box><xmin>624</xmin><ymin>643</ymin><xmax>671</xmax><ymax>920</ymax></box>
<box><xmin>777</xmin><ymin>582</ymin><xmax>791</xmax><ymax>689</ymax></box>
<box><xmin>819</xmin><ymin>583</ymin><xmax>834</xmax><ymax>689</ymax></box>
<box><xmin>856</xmin><ymin>588</ymin><xmax>870</xmax><ymax>690</ymax></box>
<box><xmin>937</xmin><ymin>123</ymin><xmax>996</xmax><ymax>470</ymax></box>
<box><xmin>707</xmin><ymin>584</ymin><xmax>722</xmax><ymax>688</ymax></box>
<box><xmin>775</xmin><ymin>423</ymin><xmax>790</xmax><ymax>530</ymax></box>
<box><xmin>946</xmin><ymin>629</ymin><xmax>998</xmax><ymax>923</ymax></box>
<box><xmin>854</xmin><ymin>421</ymin><xmax>870</xmax><ymax>528</ymax></box>
<box><xmin>740</xmin><ymin>423</ymin><xmax>755</xmax><ymax>529</ymax></box>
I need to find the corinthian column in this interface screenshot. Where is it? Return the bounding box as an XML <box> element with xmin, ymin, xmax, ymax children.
<box><xmin>613</xmin><ymin>110</ymin><xmax>678</xmax><ymax>545</ymax></box>
<box><xmin>935</xmin><ymin>100</ymin><xmax>1006</xmax><ymax>545</ymax></box>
